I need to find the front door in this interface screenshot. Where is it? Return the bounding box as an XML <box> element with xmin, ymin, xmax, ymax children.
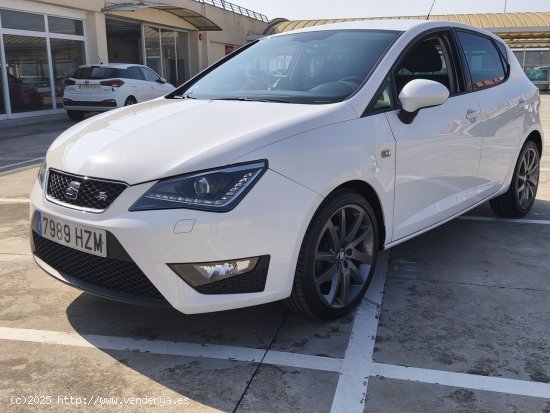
<box><xmin>387</xmin><ymin>32</ymin><xmax>485</xmax><ymax>241</ymax></box>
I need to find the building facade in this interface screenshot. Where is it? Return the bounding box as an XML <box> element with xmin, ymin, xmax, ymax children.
<box><xmin>0</xmin><ymin>0</ymin><xmax>268</xmax><ymax>120</ymax></box>
<box><xmin>1</xmin><ymin>3</ymin><xmax>549</xmax><ymax>121</ymax></box>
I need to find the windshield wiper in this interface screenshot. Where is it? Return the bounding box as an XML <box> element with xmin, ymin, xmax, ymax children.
<box><xmin>170</xmin><ymin>94</ymin><xmax>196</xmax><ymax>100</ymax></box>
<box><xmin>211</xmin><ymin>97</ymin><xmax>292</xmax><ymax>103</ymax></box>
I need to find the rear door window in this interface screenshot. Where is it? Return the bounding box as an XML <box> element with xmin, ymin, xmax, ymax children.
<box><xmin>139</xmin><ymin>67</ymin><xmax>160</xmax><ymax>82</ymax></box>
<box><xmin>128</xmin><ymin>66</ymin><xmax>145</xmax><ymax>80</ymax></box>
<box><xmin>456</xmin><ymin>31</ymin><xmax>506</xmax><ymax>90</ymax></box>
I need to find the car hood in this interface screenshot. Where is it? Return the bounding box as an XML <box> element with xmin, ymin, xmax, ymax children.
<box><xmin>47</xmin><ymin>98</ymin><xmax>356</xmax><ymax>184</ymax></box>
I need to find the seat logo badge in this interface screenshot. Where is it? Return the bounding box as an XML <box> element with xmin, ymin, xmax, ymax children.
<box><xmin>65</xmin><ymin>181</ymin><xmax>81</xmax><ymax>200</ymax></box>
<box><xmin>97</xmin><ymin>191</ymin><xmax>108</xmax><ymax>201</ymax></box>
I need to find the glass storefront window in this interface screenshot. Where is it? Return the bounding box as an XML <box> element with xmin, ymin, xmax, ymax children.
<box><xmin>3</xmin><ymin>35</ymin><xmax>51</xmax><ymax>113</ymax></box>
<box><xmin>512</xmin><ymin>50</ymin><xmax>524</xmax><ymax>68</ymax></box>
<box><xmin>144</xmin><ymin>26</ymin><xmax>161</xmax><ymax>75</ymax></box>
<box><xmin>50</xmin><ymin>39</ymin><xmax>85</xmax><ymax>107</ymax></box>
<box><xmin>161</xmin><ymin>29</ymin><xmax>177</xmax><ymax>85</ymax></box>
<box><xmin>1</xmin><ymin>9</ymin><xmax>45</xmax><ymax>32</ymax></box>
<box><xmin>48</xmin><ymin>16</ymin><xmax>84</xmax><ymax>36</ymax></box>
<box><xmin>524</xmin><ymin>49</ymin><xmax>550</xmax><ymax>83</ymax></box>
<box><xmin>144</xmin><ymin>26</ymin><xmax>190</xmax><ymax>86</ymax></box>
<box><xmin>176</xmin><ymin>31</ymin><xmax>189</xmax><ymax>86</ymax></box>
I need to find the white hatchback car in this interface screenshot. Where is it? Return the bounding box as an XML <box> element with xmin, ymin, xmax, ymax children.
<box><xmin>32</xmin><ymin>20</ymin><xmax>543</xmax><ymax>319</ymax></box>
<box><xmin>62</xmin><ymin>63</ymin><xmax>175</xmax><ymax>121</ymax></box>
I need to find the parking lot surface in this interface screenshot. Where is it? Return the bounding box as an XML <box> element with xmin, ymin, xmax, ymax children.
<box><xmin>0</xmin><ymin>97</ymin><xmax>549</xmax><ymax>412</ymax></box>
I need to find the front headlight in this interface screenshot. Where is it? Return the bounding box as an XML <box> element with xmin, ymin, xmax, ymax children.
<box><xmin>129</xmin><ymin>160</ymin><xmax>267</xmax><ymax>212</ymax></box>
<box><xmin>38</xmin><ymin>160</ymin><xmax>47</xmax><ymax>188</ymax></box>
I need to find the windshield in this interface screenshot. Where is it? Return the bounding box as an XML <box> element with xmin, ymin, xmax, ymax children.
<box><xmin>179</xmin><ymin>30</ymin><xmax>400</xmax><ymax>104</ymax></box>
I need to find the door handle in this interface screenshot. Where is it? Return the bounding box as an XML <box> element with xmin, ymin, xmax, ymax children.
<box><xmin>466</xmin><ymin>109</ymin><xmax>481</xmax><ymax>119</ymax></box>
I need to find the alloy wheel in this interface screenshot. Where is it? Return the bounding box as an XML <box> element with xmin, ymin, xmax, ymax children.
<box><xmin>313</xmin><ymin>204</ymin><xmax>375</xmax><ymax>309</ymax></box>
<box><xmin>517</xmin><ymin>146</ymin><xmax>539</xmax><ymax>210</ymax></box>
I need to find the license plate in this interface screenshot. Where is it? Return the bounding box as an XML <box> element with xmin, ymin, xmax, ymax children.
<box><xmin>79</xmin><ymin>84</ymin><xmax>99</xmax><ymax>90</ymax></box>
<box><xmin>37</xmin><ymin>211</ymin><xmax>107</xmax><ymax>258</ymax></box>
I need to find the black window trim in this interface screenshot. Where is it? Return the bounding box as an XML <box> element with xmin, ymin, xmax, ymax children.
<box><xmin>452</xmin><ymin>27</ymin><xmax>511</xmax><ymax>93</ymax></box>
<box><xmin>363</xmin><ymin>27</ymin><xmax>466</xmax><ymax>117</ymax></box>
<box><xmin>364</xmin><ymin>77</ymin><xmax>395</xmax><ymax>116</ymax></box>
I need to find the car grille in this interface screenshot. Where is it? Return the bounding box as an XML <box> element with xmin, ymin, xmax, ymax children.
<box><xmin>33</xmin><ymin>232</ymin><xmax>167</xmax><ymax>304</ymax></box>
<box><xmin>46</xmin><ymin>169</ymin><xmax>127</xmax><ymax>211</ymax></box>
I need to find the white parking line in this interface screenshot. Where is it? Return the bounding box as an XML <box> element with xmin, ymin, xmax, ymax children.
<box><xmin>459</xmin><ymin>216</ymin><xmax>550</xmax><ymax>225</ymax></box>
<box><xmin>372</xmin><ymin>363</ymin><xmax>550</xmax><ymax>399</ymax></box>
<box><xmin>0</xmin><ymin>157</ymin><xmax>44</xmax><ymax>171</ymax></box>
<box><xmin>0</xmin><ymin>327</ymin><xmax>265</xmax><ymax>363</ymax></box>
<box><xmin>263</xmin><ymin>351</ymin><xmax>342</xmax><ymax>372</ymax></box>
<box><xmin>330</xmin><ymin>252</ymin><xmax>389</xmax><ymax>413</ymax></box>
<box><xmin>0</xmin><ymin>198</ymin><xmax>30</xmax><ymax>204</ymax></box>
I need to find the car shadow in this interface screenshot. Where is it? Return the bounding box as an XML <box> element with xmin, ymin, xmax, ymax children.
<box><xmin>65</xmin><ymin>293</ymin><xmax>288</xmax><ymax>410</ymax></box>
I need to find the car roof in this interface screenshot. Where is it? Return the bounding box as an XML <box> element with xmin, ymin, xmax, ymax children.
<box><xmin>77</xmin><ymin>63</ymin><xmax>145</xmax><ymax>69</ymax></box>
<box><xmin>268</xmin><ymin>19</ymin><xmax>499</xmax><ymax>41</ymax></box>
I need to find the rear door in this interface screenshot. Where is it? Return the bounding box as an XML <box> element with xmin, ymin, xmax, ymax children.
<box><xmin>127</xmin><ymin>66</ymin><xmax>147</xmax><ymax>102</ymax></box>
<box><xmin>455</xmin><ymin>30</ymin><xmax>524</xmax><ymax>191</ymax></box>
<box><xmin>386</xmin><ymin>30</ymin><xmax>485</xmax><ymax>241</ymax></box>
<box><xmin>139</xmin><ymin>67</ymin><xmax>167</xmax><ymax>100</ymax></box>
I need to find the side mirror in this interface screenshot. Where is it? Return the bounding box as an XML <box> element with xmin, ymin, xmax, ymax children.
<box><xmin>398</xmin><ymin>79</ymin><xmax>449</xmax><ymax>124</ymax></box>
<box><xmin>156</xmin><ymin>78</ymin><xmax>166</xmax><ymax>84</ymax></box>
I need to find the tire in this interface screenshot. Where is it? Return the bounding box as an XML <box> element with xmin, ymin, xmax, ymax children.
<box><xmin>490</xmin><ymin>140</ymin><xmax>540</xmax><ymax>217</ymax></box>
<box><xmin>283</xmin><ymin>189</ymin><xmax>379</xmax><ymax>320</ymax></box>
<box><xmin>124</xmin><ymin>96</ymin><xmax>137</xmax><ymax>106</ymax></box>
<box><xmin>66</xmin><ymin>110</ymin><xmax>85</xmax><ymax>121</ymax></box>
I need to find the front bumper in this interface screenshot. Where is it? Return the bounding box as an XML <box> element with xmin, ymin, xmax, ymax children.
<box><xmin>30</xmin><ymin>169</ymin><xmax>322</xmax><ymax>314</ymax></box>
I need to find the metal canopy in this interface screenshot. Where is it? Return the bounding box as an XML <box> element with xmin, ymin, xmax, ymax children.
<box><xmin>266</xmin><ymin>12</ymin><xmax>550</xmax><ymax>47</ymax></box>
<box><xmin>102</xmin><ymin>1</ymin><xmax>222</xmax><ymax>31</ymax></box>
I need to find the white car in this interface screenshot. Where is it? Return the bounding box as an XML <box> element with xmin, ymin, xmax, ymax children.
<box><xmin>32</xmin><ymin>20</ymin><xmax>543</xmax><ymax>319</ymax></box>
<box><xmin>62</xmin><ymin>63</ymin><xmax>175</xmax><ymax>121</ymax></box>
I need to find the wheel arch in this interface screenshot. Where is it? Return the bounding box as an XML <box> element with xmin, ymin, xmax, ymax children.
<box><xmin>526</xmin><ymin>129</ymin><xmax>543</xmax><ymax>156</ymax></box>
<box><xmin>327</xmin><ymin>180</ymin><xmax>386</xmax><ymax>249</ymax></box>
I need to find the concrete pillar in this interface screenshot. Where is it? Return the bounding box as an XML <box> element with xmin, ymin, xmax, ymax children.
<box><xmin>200</xmin><ymin>31</ymin><xmax>209</xmax><ymax>71</ymax></box>
<box><xmin>85</xmin><ymin>12</ymin><xmax>108</xmax><ymax>64</ymax></box>
<box><xmin>188</xmin><ymin>31</ymin><xmax>201</xmax><ymax>77</ymax></box>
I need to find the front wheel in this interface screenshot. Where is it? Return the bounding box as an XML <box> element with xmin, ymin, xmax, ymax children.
<box><xmin>283</xmin><ymin>189</ymin><xmax>379</xmax><ymax>320</ymax></box>
<box><xmin>490</xmin><ymin>140</ymin><xmax>540</xmax><ymax>217</ymax></box>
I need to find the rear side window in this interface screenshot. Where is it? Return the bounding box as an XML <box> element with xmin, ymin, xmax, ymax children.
<box><xmin>140</xmin><ymin>67</ymin><xmax>160</xmax><ymax>82</ymax></box>
<box><xmin>457</xmin><ymin>31</ymin><xmax>505</xmax><ymax>90</ymax></box>
<box><xmin>128</xmin><ymin>66</ymin><xmax>144</xmax><ymax>80</ymax></box>
<box><xmin>75</xmin><ymin>67</ymin><xmax>129</xmax><ymax>79</ymax></box>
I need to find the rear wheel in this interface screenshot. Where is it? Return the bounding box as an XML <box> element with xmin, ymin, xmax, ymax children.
<box><xmin>66</xmin><ymin>110</ymin><xmax>85</xmax><ymax>121</ymax></box>
<box><xmin>124</xmin><ymin>96</ymin><xmax>137</xmax><ymax>106</ymax></box>
<box><xmin>283</xmin><ymin>189</ymin><xmax>379</xmax><ymax>320</ymax></box>
<box><xmin>490</xmin><ymin>140</ymin><xmax>540</xmax><ymax>217</ymax></box>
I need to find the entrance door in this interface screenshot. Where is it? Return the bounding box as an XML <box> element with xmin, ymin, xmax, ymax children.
<box><xmin>106</xmin><ymin>18</ymin><xmax>142</xmax><ymax>64</ymax></box>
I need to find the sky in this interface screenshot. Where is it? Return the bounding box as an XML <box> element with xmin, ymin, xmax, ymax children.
<box><xmin>231</xmin><ymin>0</ymin><xmax>550</xmax><ymax>20</ymax></box>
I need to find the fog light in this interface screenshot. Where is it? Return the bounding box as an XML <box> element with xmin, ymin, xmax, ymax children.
<box><xmin>169</xmin><ymin>257</ymin><xmax>259</xmax><ymax>287</ymax></box>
